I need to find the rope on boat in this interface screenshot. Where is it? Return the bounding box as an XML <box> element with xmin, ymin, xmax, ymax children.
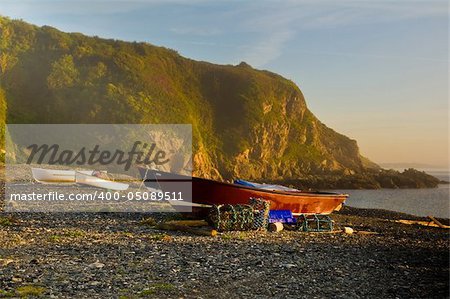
<box><xmin>137</xmin><ymin>167</ymin><xmax>150</xmax><ymax>191</ymax></box>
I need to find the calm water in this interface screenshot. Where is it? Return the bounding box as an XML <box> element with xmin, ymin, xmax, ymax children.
<box><xmin>332</xmin><ymin>170</ymin><xmax>450</xmax><ymax>219</ymax></box>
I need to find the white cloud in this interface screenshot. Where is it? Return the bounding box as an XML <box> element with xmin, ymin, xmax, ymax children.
<box><xmin>226</xmin><ymin>0</ymin><xmax>448</xmax><ymax>67</ymax></box>
<box><xmin>240</xmin><ymin>30</ymin><xmax>294</xmax><ymax>68</ymax></box>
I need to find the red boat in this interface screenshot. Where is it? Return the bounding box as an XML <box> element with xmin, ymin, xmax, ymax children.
<box><xmin>137</xmin><ymin>167</ymin><xmax>348</xmax><ymax>214</ymax></box>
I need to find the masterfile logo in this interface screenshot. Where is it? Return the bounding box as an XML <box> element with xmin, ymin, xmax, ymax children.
<box><xmin>5</xmin><ymin>124</ymin><xmax>192</xmax><ymax>213</ymax></box>
<box><xmin>26</xmin><ymin>141</ymin><xmax>170</xmax><ymax>171</ymax></box>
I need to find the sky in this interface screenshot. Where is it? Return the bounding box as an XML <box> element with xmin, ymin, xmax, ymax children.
<box><xmin>1</xmin><ymin>0</ymin><xmax>448</xmax><ymax>168</ymax></box>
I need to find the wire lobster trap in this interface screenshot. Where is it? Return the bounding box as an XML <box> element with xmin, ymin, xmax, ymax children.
<box><xmin>296</xmin><ymin>214</ymin><xmax>334</xmax><ymax>232</ymax></box>
<box><xmin>207</xmin><ymin>197</ymin><xmax>270</xmax><ymax>232</ymax></box>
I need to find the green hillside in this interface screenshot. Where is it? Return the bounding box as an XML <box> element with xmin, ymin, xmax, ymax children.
<box><xmin>0</xmin><ymin>16</ymin><xmax>380</xmax><ymax>181</ymax></box>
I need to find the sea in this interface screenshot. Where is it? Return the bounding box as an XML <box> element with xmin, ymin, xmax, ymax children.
<box><xmin>332</xmin><ymin>169</ymin><xmax>450</xmax><ymax>219</ymax></box>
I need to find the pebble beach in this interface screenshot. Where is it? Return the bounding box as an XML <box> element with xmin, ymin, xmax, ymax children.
<box><xmin>0</xmin><ymin>204</ymin><xmax>448</xmax><ymax>298</ymax></box>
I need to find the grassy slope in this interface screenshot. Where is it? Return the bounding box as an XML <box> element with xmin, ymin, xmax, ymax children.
<box><xmin>1</xmin><ymin>16</ymin><xmax>373</xmax><ymax>180</ymax></box>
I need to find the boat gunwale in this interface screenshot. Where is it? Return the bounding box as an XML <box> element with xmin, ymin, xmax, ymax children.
<box><xmin>137</xmin><ymin>166</ymin><xmax>349</xmax><ymax>198</ymax></box>
<box><xmin>75</xmin><ymin>171</ymin><xmax>130</xmax><ymax>190</ymax></box>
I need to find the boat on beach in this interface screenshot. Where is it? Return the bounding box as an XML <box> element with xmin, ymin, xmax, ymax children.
<box><xmin>138</xmin><ymin>167</ymin><xmax>348</xmax><ymax>214</ymax></box>
<box><xmin>75</xmin><ymin>171</ymin><xmax>129</xmax><ymax>191</ymax></box>
<box><xmin>31</xmin><ymin>167</ymin><xmax>95</xmax><ymax>183</ymax></box>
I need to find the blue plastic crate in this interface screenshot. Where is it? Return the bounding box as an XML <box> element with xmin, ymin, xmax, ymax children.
<box><xmin>269</xmin><ymin>210</ymin><xmax>297</xmax><ymax>223</ymax></box>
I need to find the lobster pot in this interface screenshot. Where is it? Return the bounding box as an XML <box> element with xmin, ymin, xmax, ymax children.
<box><xmin>249</xmin><ymin>197</ymin><xmax>270</xmax><ymax>230</ymax></box>
<box><xmin>296</xmin><ymin>214</ymin><xmax>334</xmax><ymax>232</ymax></box>
<box><xmin>207</xmin><ymin>204</ymin><xmax>254</xmax><ymax>232</ymax></box>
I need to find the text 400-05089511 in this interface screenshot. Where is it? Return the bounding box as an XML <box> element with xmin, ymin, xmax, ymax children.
<box><xmin>8</xmin><ymin>191</ymin><xmax>186</xmax><ymax>201</ymax></box>
<box><xmin>95</xmin><ymin>191</ymin><xmax>185</xmax><ymax>201</ymax></box>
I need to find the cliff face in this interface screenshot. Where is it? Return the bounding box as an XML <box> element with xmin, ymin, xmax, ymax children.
<box><xmin>0</xmin><ymin>17</ymin><xmax>370</xmax><ymax>180</ymax></box>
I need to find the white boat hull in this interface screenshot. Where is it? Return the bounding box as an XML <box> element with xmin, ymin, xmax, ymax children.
<box><xmin>31</xmin><ymin>167</ymin><xmax>94</xmax><ymax>183</ymax></box>
<box><xmin>75</xmin><ymin>172</ymin><xmax>129</xmax><ymax>191</ymax></box>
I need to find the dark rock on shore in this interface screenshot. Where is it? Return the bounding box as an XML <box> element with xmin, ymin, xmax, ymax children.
<box><xmin>271</xmin><ymin>168</ymin><xmax>441</xmax><ymax>190</ymax></box>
